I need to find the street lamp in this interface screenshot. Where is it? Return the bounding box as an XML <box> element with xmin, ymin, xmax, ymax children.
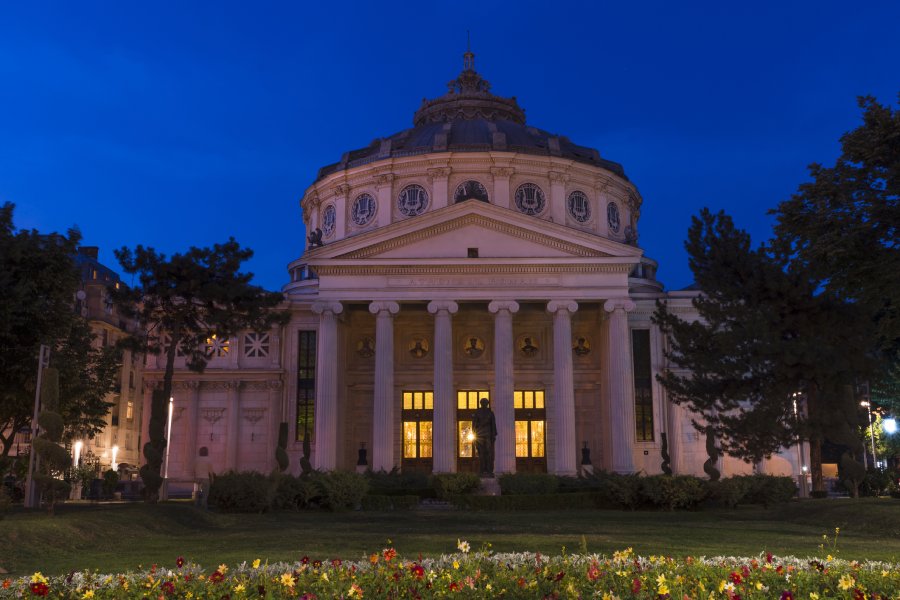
<box><xmin>884</xmin><ymin>418</ymin><xmax>897</xmax><ymax>435</ymax></box>
<box><xmin>860</xmin><ymin>400</ymin><xmax>878</xmax><ymax>469</ymax></box>
<box><xmin>792</xmin><ymin>392</ymin><xmax>809</xmax><ymax>498</ymax></box>
<box><xmin>161</xmin><ymin>396</ymin><xmax>174</xmax><ymax>500</ymax></box>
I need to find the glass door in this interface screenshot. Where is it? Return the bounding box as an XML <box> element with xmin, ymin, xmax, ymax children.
<box><xmin>401</xmin><ymin>391</ymin><xmax>433</xmax><ymax>473</ymax></box>
<box><xmin>514</xmin><ymin>390</ymin><xmax>547</xmax><ymax>473</ymax></box>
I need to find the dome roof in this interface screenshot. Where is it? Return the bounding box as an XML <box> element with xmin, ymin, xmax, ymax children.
<box><xmin>315</xmin><ymin>51</ymin><xmax>627</xmax><ymax>182</ymax></box>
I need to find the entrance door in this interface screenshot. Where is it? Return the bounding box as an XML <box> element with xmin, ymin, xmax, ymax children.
<box><xmin>456</xmin><ymin>390</ymin><xmax>490</xmax><ymax>473</ymax></box>
<box><xmin>401</xmin><ymin>391</ymin><xmax>433</xmax><ymax>473</ymax></box>
<box><xmin>514</xmin><ymin>390</ymin><xmax>547</xmax><ymax>473</ymax></box>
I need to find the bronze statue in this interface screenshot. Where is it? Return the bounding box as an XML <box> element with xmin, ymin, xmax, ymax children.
<box><xmin>471</xmin><ymin>398</ymin><xmax>497</xmax><ymax>476</ymax></box>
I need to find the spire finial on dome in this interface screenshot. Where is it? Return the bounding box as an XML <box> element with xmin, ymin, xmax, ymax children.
<box><xmin>463</xmin><ymin>31</ymin><xmax>474</xmax><ymax>72</ymax></box>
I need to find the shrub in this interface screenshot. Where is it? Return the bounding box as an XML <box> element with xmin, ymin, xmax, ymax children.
<box><xmin>595</xmin><ymin>472</ymin><xmax>643</xmax><ymax>510</ymax></box>
<box><xmin>0</xmin><ymin>486</ymin><xmax>10</xmax><ymax>519</ymax></box>
<box><xmin>709</xmin><ymin>476</ymin><xmax>755</xmax><ymax>508</ymax></box>
<box><xmin>271</xmin><ymin>474</ymin><xmax>319</xmax><ymax>510</ymax></box>
<box><xmin>431</xmin><ymin>473</ymin><xmax>480</xmax><ymax>500</ymax></box>
<box><xmin>498</xmin><ymin>473</ymin><xmax>559</xmax><ymax>495</ymax></box>
<box><xmin>361</xmin><ymin>494</ymin><xmax>419</xmax><ymax>511</ymax></box>
<box><xmin>365</xmin><ymin>469</ymin><xmax>433</xmax><ymax>497</ymax></box>
<box><xmin>450</xmin><ymin>492</ymin><xmax>608</xmax><ymax>511</ymax></box>
<box><xmin>743</xmin><ymin>474</ymin><xmax>797</xmax><ymax>507</ymax></box>
<box><xmin>315</xmin><ymin>471</ymin><xmax>369</xmax><ymax>511</ymax></box>
<box><xmin>208</xmin><ymin>471</ymin><xmax>272</xmax><ymax>513</ymax></box>
<box><xmin>102</xmin><ymin>469</ymin><xmax>119</xmax><ymax>499</ymax></box>
<box><xmin>639</xmin><ymin>475</ymin><xmax>708</xmax><ymax>510</ymax></box>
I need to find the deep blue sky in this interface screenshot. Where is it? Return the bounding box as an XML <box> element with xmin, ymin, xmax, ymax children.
<box><xmin>3</xmin><ymin>2</ymin><xmax>898</xmax><ymax>291</ymax></box>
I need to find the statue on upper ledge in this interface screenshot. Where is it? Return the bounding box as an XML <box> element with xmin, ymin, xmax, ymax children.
<box><xmin>307</xmin><ymin>228</ymin><xmax>324</xmax><ymax>249</ymax></box>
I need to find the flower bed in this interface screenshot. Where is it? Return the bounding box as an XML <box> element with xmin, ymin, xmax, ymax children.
<box><xmin>2</xmin><ymin>544</ymin><xmax>898</xmax><ymax>599</ymax></box>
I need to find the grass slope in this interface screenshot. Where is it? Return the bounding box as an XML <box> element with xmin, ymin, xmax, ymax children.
<box><xmin>2</xmin><ymin>498</ymin><xmax>899</xmax><ymax>576</ymax></box>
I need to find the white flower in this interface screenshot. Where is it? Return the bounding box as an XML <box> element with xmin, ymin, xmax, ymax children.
<box><xmin>457</xmin><ymin>539</ymin><xmax>470</xmax><ymax>554</ymax></box>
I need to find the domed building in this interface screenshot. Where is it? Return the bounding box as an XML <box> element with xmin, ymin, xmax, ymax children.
<box><xmin>142</xmin><ymin>51</ymin><xmax>807</xmax><ymax>487</ymax></box>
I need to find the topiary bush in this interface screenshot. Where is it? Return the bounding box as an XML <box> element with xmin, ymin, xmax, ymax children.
<box><xmin>498</xmin><ymin>473</ymin><xmax>560</xmax><ymax>495</ymax></box>
<box><xmin>639</xmin><ymin>475</ymin><xmax>708</xmax><ymax>510</ymax></box>
<box><xmin>596</xmin><ymin>472</ymin><xmax>644</xmax><ymax>510</ymax></box>
<box><xmin>431</xmin><ymin>472</ymin><xmax>480</xmax><ymax>500</ymax></box>
<box><xmin>208</xmin><ymin>471</ymin><xmax>272</xmax><ymax>513</ymax></box>
<box><xmin>271</xmin><ymin>473</ymin><xmax>319</xmax><ymax>510</ymax></box>
<box><xmin>743</xmin><ymin>474</ymin><xmax>797</xmax><ymax>507</ymax></box>
<box><xmin>314</xmin><ymin>471</ymin><xmax>369</xmax><ymax>511</ymax></box>
<box><xmin>709</xmin><ymin>475</ymin><xmax>755</xmax><ymax>508</ymax></box>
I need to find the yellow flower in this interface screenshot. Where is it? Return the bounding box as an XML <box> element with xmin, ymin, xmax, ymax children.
<box><xmin>82</xmin><ymin>590</ymin><xmax>95</xmax><ymax>599</ymax></box>
<box><xmin>698</xmin><ymin>581</ymin><xmax>705</xmax><ymax>592</ymax></box>
<box><xmin>882</xmin><ymin>570</ymin><xmax>890</xmax><ymax>577</ymax></box>
<box><xmin>218</xmin><ymin>564</ymin><xmax>228</xmax><ymax>574</ymax></box>
<box><xmin>31</xmin><ymin>573</ymin><xmax>48</xmax><ymax>584</ymax></box>
<box><xmin>234</xmin><ymin>583</ymin><xmax>245</xmax><ymax>593</ymax></box>
<box><xmin>453</xmin><ymin>560</ymin><xmax>459</xmax><ymax>570</ymax></box>
<box><xmin>838</xmin><ymin>574</ymin><xmax>854</xmax><ymax>591</ymax></box>
<box><xmin>809</xmin><ymin>593</ymin><xmax>819</xmax><ymax>600</ymax></box>
<box><xmin>656</xmin><ymin>574</ymin><xmax>667</xmax><ymax>585</ymax></box>
<box><xmin>755</xmin><ymin>582</ymin><xmax>763</xmax><ymax>590</ymax></box>
<box><xmin>122</xmin><ymin>581</ymin><xmax>129</xmax><ymax>591</ymax></box>
<box><xmin>486</xmin><ymin>584</ymin><xmax>492</xmax><ymax>591</ymax></box>
<box><xmin>321</xmin><ymin>572</ymin><xmax>329</xmax><ymax>582</ymax></box>
<box><xmin>658</xmin><ymin>583</ymin><xmax>670</xmax><ymax>595</ymax></box>
<box><xmin>186</xmin><ymin>593</ymin><xmax>193</xmax><ymax>599</ymax></box>
<box><xmin>280</xmin><ymin>573</ymin><xmax>295</xmax><ymax>588</ymax></box>
<box><xmin>826</xmin><ymin>555</ymin><xmax>834</xmax><ymax>562</ymax></box>
<box><xmin>252</xmin><ymin>559</ymin><xmax>261</xmax><ymax>569</ymax></box>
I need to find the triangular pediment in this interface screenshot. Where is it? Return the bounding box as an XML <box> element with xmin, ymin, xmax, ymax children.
<box><xmin>307</xmin><ymin>201</ymin><xmax>642</xmax><ymax>262</ymax></box>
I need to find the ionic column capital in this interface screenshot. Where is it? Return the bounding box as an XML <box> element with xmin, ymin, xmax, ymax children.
<box><xmin>488</xmin><ymin>300</ymin><xmax>520</xmax><ymax>315</ymax></box>
<box><xmin>490</xmin><ymin>166</ymin><xmax>515</xmax><ymax>178</ymax></box>
<box><xmin>427</xmin><ymin>300</ymin><xmax>459</xmax><ymax>315</ymax></box>
<box><xmin>547</xmin><ymin>300</ymin><xmax>578</xmax><ymax>315</ymax></box>
<box><xmin>603</xmin><ymin>298</ymin><xmax>636</xmax><ymax>313</ymax></box>
<box><xmin>312</xmin><ymin>301</ymin><xmax>344</xmax><ymax>316</ymax></box>
<box><xmin>368</xmin><ymin>301</ymin><xmax>400</xmax><ymax>316</ymax></box>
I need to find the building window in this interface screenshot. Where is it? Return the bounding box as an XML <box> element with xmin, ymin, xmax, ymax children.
<box><xmin>244</xmin><ymin>332</ymin><xmax>270</xmax><ymax>358</ymax></box>
<box><xmin>607</xmin><ymin>202</ymin><xmax>621</xmax><ymax>233</ymax></box>
<box><xmin>454</xmin><ymin>180</ymin><xmax>489</xmax><ymax>203</ymax></box>
<box><xmin>567</xmin><ymin>190</ymin><xmax>591</xmax><ymax>223</ymax></box>
<box><xmin>457</xmin><ymin>390</ymin><xmax>490</xmax><ymax>458</ymax></box>
<box><xmin>514</xmin><ymin>183</ymin><xmax>546</xmax><ymax>216</ymax></box>
<box><xmin>322</xmin><ymin>204</ymin><xmax>336</xmax><ymax>237</ymax></box>
<box><xmin>514</xmin><ymin>390</ymin><xmax>546</xmax><ymax>459</ymax></box>
<box><xmin>351</xmin><ymin>193</ymin><xmax>377</xmax><ymax>226</ymax></box>
<box><xmin>632</xmin><ymin>329</ymin><xmax>654</xmax><ymax>442</ymax></box>
<box><xmin>126</xmin><ymin>401</ymin><xmax>134</xmax><ymax>421</ymax></box>
<box><xmin>397</xmin><ymin>184</ymin><xmax>429</xmax><ymax>217</ymax></box>
<box><xmin>205</xmin><ymin>334</ymin><xmax>229</xmax><ymax>357</ymax></box>
<box><xmin>402</xmin><ymin>391</ymin><xmax>433</xmax><ymax>459</ymax></box>
<box><xmin>296</xmin><ymin>330</ymin><xmax>317</xmax><ymax>442</ymax></box>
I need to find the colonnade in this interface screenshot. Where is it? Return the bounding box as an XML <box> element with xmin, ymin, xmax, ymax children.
<box><xmin>311</xmin><ymin>298</ymin><xmax>637</xmax><ymax>475</ymax></box>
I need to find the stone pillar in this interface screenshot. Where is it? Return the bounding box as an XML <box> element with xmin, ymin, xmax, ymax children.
<box><xmin>548</xmin><ymin>171</ymin><xmax>568</xmax><ymax>225</ymax></box>
<box><xmin>490</xmin><ymin>167</ymin><xmax>514</xmax><ymax>209</ymax></box>
<box><xmin>312</xmin><ymin>301</ymin><xmax>344</xmax><ymax>470</ymax></box>
<box><xmin>369</xmin><ymin>301</ymin><xmax>400</xmax><ymax>472</ymax></box>
<box><xmin>184</xmin><ymin>381</ymin><xmax>200</xmax><ymax>478</ymax></box>
<box><xmin>604</xmin><ymin>298</ymin><xmax>636</xmax><ymax>473</ymax></box>
<box><xmin>488</xmin><ymin>300</ymin><xmax>519</xmax><ymax>474</ymax></box>
<box><xmin>428</xmin><ymin>167</ymin><xmax>452</xmax><ymax>210</ymax></box>
<box><xmin>375</xmin><ymin>174</ymin><xmax>394</xmax><ymax>228</ymax></box>
<box><xmin>428</xmin><ymin>300</ymin><xmax>459</xmax><ymax>473</ymax></box>
<box><xmin>547</xmin><ymin>300</ymin><xmax>579</xmax><ymax>475</ymax></box>
<box><xmin>225</xmin><ymin>381</ymin><xmax>240</xmax><ymax>471</ymax></box>
<box><xmin>335</xmin><ymin>184</ymin><xmax>349</xmax><ymax>238</ymax></box>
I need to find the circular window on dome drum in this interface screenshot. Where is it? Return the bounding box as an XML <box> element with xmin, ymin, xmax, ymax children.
<box><xmin>567</xmin><ymin>191</ymin><xmax>591</xmax><ymax>223</ymax></box>
<box><xmin>514</xmin><ymin>183</ymin><xmax>546</xmax><ymax>216</ymax></box>
<box><xmin>322</xmin><ymin>204</ymin><xmax>336</xmax><ymax>237</ymax></box>
<box><xmin>607</xmin><ymin>201</ymin><xmax>621</xmax><ymax>233</ymax></box>
<box><xmin>454</xmin><ymin>180</ymin><xmax>489</xmax><ymax>203</ymax></box>
<box><xmin>351</xmin><ymin>193</ymin><xmax>377</xmax><ymax>226</ymax></box>
<box><xmin>397</xmin><ymin>184</ymin><xmax>429</xmax><ymax>217</ymax></box>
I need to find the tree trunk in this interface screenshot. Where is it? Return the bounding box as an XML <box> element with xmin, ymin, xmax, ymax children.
<box><xmin>807</xmin><ymin>386</ymin><xmax>825</xmax><ymax>494</ymax></box>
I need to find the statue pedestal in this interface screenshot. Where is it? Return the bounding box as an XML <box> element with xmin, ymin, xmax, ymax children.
<box><xmin>476</xmin><ymin>477</ymin><xmax>501</xmax><ymax>496</ymax></box>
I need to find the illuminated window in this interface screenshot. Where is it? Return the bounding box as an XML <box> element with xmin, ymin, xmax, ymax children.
<box><xmin>296</xmin><ymin>331</ymin><xmax>316</xmax><ymax>442</ymax></box>
<box><xmin>205</xmin><ymin>334</ymin><xmax>229</xmax><ymax>357</ymax></box>
<box><xmin>126</xmin><ymin>401</ymin><xmax>134</xmax><ymax>421</ymax></box>
<box><xmin>458</xmin><ymin>421</ymin><xmax>474</xmax><ymax>457</ymax></box>
<box><xmin>514</xmin><ymin>390</ymin><xmax>546</xmax><ymax>459</ymax></box>
<box><xmin>632</xmin><ymin>329</ymin><xmax>654</xmax><ymax>442</ymax></box>
<box><xmin>243</xmin><ymin>332</ymin><xmax>270</xmax><ymax>358</ymax></box>
<box><xmin>456</xmin><ymin>390</ymin><xmax>490</xmax><ymax>410</ymax></box>
<box><xmin>402</xmin><ymin>390</ymin><xmax>433</xmax><ymax>459</ymax></box>
<box><xmin>513</xmin><ymin>390</ymin><xmax>544</xmax><ymax>409</ymax></box>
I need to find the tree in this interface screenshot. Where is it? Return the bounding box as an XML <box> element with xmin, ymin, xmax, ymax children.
<box><xmin>109</xmin><ymin>239</ymin><xmax>288</xmax><ymax>501</ymax></box>
<box><xmin>772</xmin><ymin>95</ymin><xmax>899</xmax><ymax>358</ymax></box>
<box><xmin>31</xmin><ymin>368</ymin><xmax>71</xmax><ymax>515</ymax></box>
<box><xmin>0</xmin><ymin>203</ymin><xmax>119</xmax><ymax>460</ymax></box>
<box><xmin>655</xmin><ymin>209</ymin><xmax>873</xmax><ymax>491</ymax></box>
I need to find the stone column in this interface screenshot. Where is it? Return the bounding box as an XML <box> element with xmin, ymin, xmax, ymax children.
<box><xmin>375</xmin><ymin>174</ymin><xmax>394</xmax><ymax>228</ymax></box>
<box><xmin>427</xmin><ymin>300</ymin><xmax>459</xmax><ymax>473</ymax></box>
<box><xmin>428</xmin><ymin>167</ymin><xmax>452</xmax><ymax>210</ymax></box>
<box><xmin>548</xmin><ymin>171</ymin><xmax>568</xmax><ymax>225</ymax></box>
<box><xmin>604</xmin><ymin>298</ymin><xmax>636</xmax><ymax>473</ymax></box>
<box><xmin>488</xmin><ymin>300</ymin><xmax>519</xmax><ymax>474</ymax></box>
<box><xmin>312</xmin><ymin>301</ymin><xmax>344</xmax><ymax>470</ymax></box>
<box><xmin>335</xmin><ymin>184</ymin><xmax>349</xmax><ymax>238</ymax></box>
<box><xmin>369</xmin><ymin>301</ymin><xmax>400</xmax><ymax>472</ymax></box>
<box><xmin>225</xmin><ymin>381</ymin><xmax>240</xmax><ymax>471</ymax></box>
<box><xmin>490</xmin><ymin>167</ymin><xmax>514</xmax><ymax>209</ymax></box>
<box><xmin>547</xmin><ymin>300</ymin><xmax>579</xmax><ymax>476</ymax></box>
<box><xmin>184</xmin><ymin>381</ymin><xmax>200</xmax><ymax>478</ymax></box>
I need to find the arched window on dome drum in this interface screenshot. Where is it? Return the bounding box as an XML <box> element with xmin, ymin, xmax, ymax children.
<box><xmin>397</xmin><ymin>184</ymin><xmax>429</xmax><ymax>217</ymax></box>
<box><xmin>567</xmin><ymin>190</ymin><xmax>591</xmax><ymax>223</ymax></box>
<box><xmin>514</xmin><ymin>183</ymin><xmax>546</xmax><ymax>216</ymax></box>
<box><xmin>322</xmin><ymin>204</ymin><xmax>336</xmax><ymax>237</ymax></box>
<box><xmin>607</xmin><ymin>201</ymin><xmax>621</xmax><ymax>233</ymax></box>
<box><xmin>454</xmin><ymin>180</ymin><xmax>489</xmax><ymax>203</ymax></box>
<box><xmin>351</xmin><ymin>193</ymin><xmax>377</xmax><ymax>226</ymax></box>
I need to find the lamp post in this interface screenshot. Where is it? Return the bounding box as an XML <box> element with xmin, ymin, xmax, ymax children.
<box><xmin>161</xmin><ymin>396</ymin><xmax>174</xmax><ymax>500</ymax></box>
<box><xmin>792</xmin><ymin>392</ymin><xmax>809</xmax><ymax>498</ymax></box>
<box><xmin>861</xmin><ymin>400</ymin><xmax>877</xmax><ymax>469</ymax></box>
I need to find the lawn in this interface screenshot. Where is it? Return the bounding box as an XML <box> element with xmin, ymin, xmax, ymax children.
<box><xmin>2</xmin><ymin>498</ymin><xmax>899</xmax><ymax>576</ymax></box>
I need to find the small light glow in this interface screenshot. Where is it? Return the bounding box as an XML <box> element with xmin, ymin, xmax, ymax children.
<box><xmin>801</xmin><ymin>465</ymin><xmax>809</xmax><ymax>473</ymax></box>
<box><xmin>860</xmin><ymin>400</ymin><xmax>870</xmax><ymax>407</ymax></box>
<box><xmin>111</xmin><ymin>445</ymin><xmax>119</xmax><ymax>471</ymax></box>
<box><xmin>884</xmin><ymin>418</ymin><xmax>898</xmax><ymax>435</ymax></box>
<box><xmin>73</xmin><ymin>440</ymin><xmax>83</xmax><ymax>466</ymax></box>
<box><xmin>466</xmin><ymin>432</ymin><xmax>475</xmax><ymax>442</ymax></box>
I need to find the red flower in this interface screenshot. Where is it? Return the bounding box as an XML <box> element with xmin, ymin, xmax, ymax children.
<box><xmin>331</xmin><ymin>559</ymin><xmax>342</xmax><ymax>568</ymax></box>
<box><xmin>161</xmin><ymin>581</ymin><xmax>176</xmax><ymax>596</ymax></box>
<box><xmin>411</xmin><ymin>564</ymin><xmax>424</xmax><ymax>579</ymax></box>
<box><xmin>587</xmin><ymin>562</ymin><xmax>601</xmax><ymax>582</ymax></box>
<box><xmin>553</xmin><ymin>571</ymin><xmax>565</xmax><ymax>582</ymax></box>
<box><xmin>852</xmin><ymin>589</ymin><xmax>865</xmax><ymax>600</ymax></box>
<box><xmin>730</xmin><ymin>571</ymin><xmax>742</xmax><ymax>585</ymax></box>
<box><xmin>393</xmin><ymin>571</ymin><xmax>402</xmax><ymax>581</ymax></box>
<box><xmin>632</xmin><ymin>578</ymin><xmax>642</xmax><ymax>594</ymax></box>
<box><xmin>449</xmin><ymin>581</ymin><xmax>460</xmax><ymax>591</ymax></box>
<box><xmin>300</xmin><ymin>556</ymin><xmax>310</xmax><ymax>565</ymax></box>
<box><xmin>383</xmin><ymin>548</ymin><xmax>397</xmax><ymax>562</ymax></box>
<box><xmin>776</xmin><ymin>565</ymin><xmax>783</xmax><ymax>575</ymax></box>
<box><xmin>780</xmin><ymin>591</ymin><xmax>794</xmax><ymax>600</ymax></box>
<box><xmin>176</xmin><ymin>557</ymin><xmax>185</xmax><ymax>568</ymax></box>
<box><xmin>517</xmin><ymin>577</ymin><xmax>526</xmax><ymax>589</ymax></box>
<box><xmin>209</xmin><ymin>571</ymin><xmax>224</xmax><ymax>584</ymax></box>
<box><xmin>766</xmin><ymin>552</ymin><xmax>774</xmax><ymax>564</ymax></box>
<box><xmin>299</xmin><ymin>595</ymin><xmax>317</xmax><ymax>600</ymax></box>
<box><xmin>30</xmin><ymin>582</ymin><xmax>49</xmax><ymax>596</ymax></box>
<box><xmin>741</xmin><ymin>566</ymin><xmax>750</xmax><ymax>579</ymax></box>
<box><xmin>312</xmin><ymin>560</ymin><xmax>322</xmax><ymax>569</ymax></box>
